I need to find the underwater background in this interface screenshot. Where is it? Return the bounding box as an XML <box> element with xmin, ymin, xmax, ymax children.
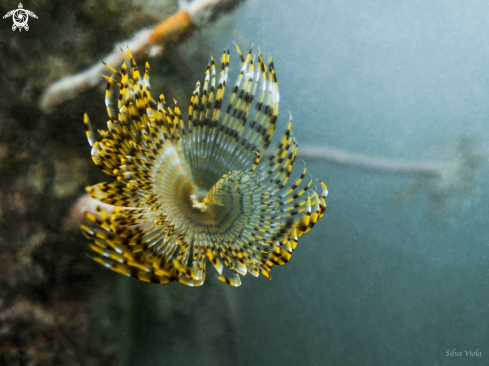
<box><xmin>1</xmin><ymin>0</ymin><xmax>488</xmax><ymax>365</ymax></box>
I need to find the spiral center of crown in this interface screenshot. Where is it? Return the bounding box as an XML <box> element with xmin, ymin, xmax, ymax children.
<box><xmin>189</xmin><ymin>181</ymin><xmax>227</xmax><ymax>213</ymax></box>
<box><xmin>190</xmin><ymin>193</ymin><xmax>210</xmax><ymax>212</ymax></box>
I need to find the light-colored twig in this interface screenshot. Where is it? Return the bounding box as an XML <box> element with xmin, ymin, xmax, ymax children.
<box><xmin>296</xmin><ymin>137</ymin><xmax>484</xmax><ymax>210</ymax></box>
<box><xmin>296</xmin><ymin>146</ymin><xmax>443</xmax><ymax>176</ymax></box>
<box><xmin>39</xmin><ymin>0</ymin><xmax>244</xmax><ymax>111</ymax></box>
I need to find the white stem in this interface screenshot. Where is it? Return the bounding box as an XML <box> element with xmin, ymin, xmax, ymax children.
<box><xmin>39</xmin><ymin>0</ymin><xmax>245</xmax><ymax>112</ymax></box>
<box><xmin>296</xmin><ymin>146</ymin><xmax>445</xmax><ymax>177</ymax></box>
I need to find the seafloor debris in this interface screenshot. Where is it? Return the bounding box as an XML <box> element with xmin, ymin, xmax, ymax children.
<box><xmin>0</xmin><ymin>299</ymin><xmax>115</xmax><ymax>366</ymax></box>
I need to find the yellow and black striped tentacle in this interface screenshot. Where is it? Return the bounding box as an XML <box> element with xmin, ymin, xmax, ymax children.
<box><xmin>216</xmin><ymin>50</ymin><xmax>257</xmax><ymax>170</ymax></box>
<box><xmin>217</xmin><ymin>272</ymin><xmax>242</xmax><ymax>287</ymax></box>
<box><xmin>194</xmin><ymin>59</ymin><xmax>214</xmax><ymax>175</ymax></box>
<box><xmin>261</xmin><ymin>192</ymin><xmax>320</xmax><ymax>269</ymax></box>
<box><xmin>82</xmin><ymin>45</ymin><xmax>327</xmax><ymax>287</ymax></box>
<box><xmin>83</xmin><ymin>113</ymin><xmax>96</xmax><ymax>147</ymax></box>
<box><xmin>275</xmin><ymin>175</ymin><xmax>314</xmax><ymax>221</ymax></box>
<box><xmin>187</xmin><ymin>82</ymin><xmax>202</xmax><ymax>179</ymax></box>
<box><xmin>244</xmin><ymin>53</ymin><xmax>279</xmax><ymax>157</ymax></box>
<box><xmin>204</xmin><ymin>49</ymin><xmax>279</xmax><ymax>183</ymax></box>
<box><xmin>184</xmin><ymin>48</ymin><xmax>244</xmax><ymax>188</ymax></box>
<box><xmin>200</xmin><ymin>56</ymin><xmax>228</xmax><ymax>180</ymax></box>
<box><xmin>187</xmin><ymin>46</ymin><xmax>279</xmax><ymax>189</ymax></box>
<box><xmin>222</xmin><ymin>48</ymin><xmax>270</xmax><ymax>172</ymax></box>
<box><xmin>84</xmin><ymin>54</ymin><xmax>198</xmax><ymax>283</ymax></box>
<box><xmin>287</xmin><ymin>191</ymin><xmax>319</xmax><ymax>240</ymax></box>
<box><xmin>88</xmin><ymin>113</ymin><xmax>192</xmax><ymax>257</ymax></box>
<box><xmin>212</xmin><ymin>45</ymin><xmax>249</xmax><ymax>148</ymax></box>
<box><xmin>187</xmin><ymin>82</ymin><xmax>207</xmax><ymax>175</ymax></box>
<box><xmin>244</xmin><ymin>51</ymin><xmax>267</xmax><ymax>142</ymax></box>
<box><xmin>201</xmin><ymin>56</ymin><xmax>217</xmax><ymax>155</ymax></box>
<box><xmin>259</xmin><ymin>119</ymin><xmax>298</xmax><ymax>192</ymax></box>
<box><xmin>207</xmin><ymin>46</ymin><xmax>257</xmax><ymax>172</ymax></box>
<box><xmin>83</xmin><ymin>225</ymin><xmax>203</xmax><ymax>286</ymax></box>
<box><xmin>256</xmin><ymin>150</ymin><xmax>317</xmax><ymax>237</ymax></box>
<box><xmin>101</xmin><ymin>60</ymin><xmax>122</xmax><ymax>121</ymax></box>
<box><xmin>317</xmin><ymin>180</ymin><xmax>328</xmax><ymax>218</ymax></box>
<box><xmin>209</xmin><ymin>187</ymin><xmax>282</xmax><ymax>266</ymax></box>
<box><xmin>204</xmin><ymin>49</ymin><xmax>230</xmax><ymax>169</ymax></box>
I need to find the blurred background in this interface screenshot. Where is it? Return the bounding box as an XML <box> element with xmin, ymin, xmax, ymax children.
<box><xmin>1</xmin><ymin>0</ymin><xmax>488</xmax><ymax>365</ymax></box>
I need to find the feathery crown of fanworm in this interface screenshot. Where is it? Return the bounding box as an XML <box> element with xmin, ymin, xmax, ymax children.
<box><xmin>82</xmin><ymin>45</ymin><xmax>327</xmax><ymax>286</ymax></box>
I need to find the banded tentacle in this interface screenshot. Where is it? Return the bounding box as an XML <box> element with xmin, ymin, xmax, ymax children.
<box><xmin>81</xmin><ymin>46</ymin><xmax>327</xmax><ymax>287</ymax></box>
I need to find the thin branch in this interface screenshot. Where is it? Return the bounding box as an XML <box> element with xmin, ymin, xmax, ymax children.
<box><xmin>296</xmin><ymin>146</ymin><xmax>444</xmax><ymax>177</ymax></box>
<box><xmin>39</xmin><ymin>0</ymin><xmax>245</xmax><ymax>112</ymax></box>
<box><xmin>296</xmin><ymin>137</ymin><xmax>484</xmax><ymax>211</ymax></box>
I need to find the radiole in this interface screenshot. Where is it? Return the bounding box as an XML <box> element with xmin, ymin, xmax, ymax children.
<box><xmin>81</xmin><ymin>45</ymin><xmax>328</xmax><ymax>286</ymax></box>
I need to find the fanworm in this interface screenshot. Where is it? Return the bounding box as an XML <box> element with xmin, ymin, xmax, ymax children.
<box><xmin>81</xmin><ymin>45</ymin><xmax>327</xmax><ymax>286</ymax></box>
